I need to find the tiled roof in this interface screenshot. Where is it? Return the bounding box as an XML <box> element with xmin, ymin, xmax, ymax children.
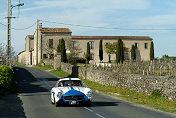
<box><xmin>72</xmin><ymin>36</ymin><xmax>152</xmax><ymax>40</ymax></box>
<box><xmin>40</xmin><ymin>28</ymin><xmax>72</xmax><ymax>33</ymax></box>
<box><xmin>27</xmin><ymin>35</ymin><xmax>34</xmax><ymax>39</ymax></box>
<box><xmin>18</xmin><ymin>51</ymin><xmax>25</xmax><ymax>56</ymax></box>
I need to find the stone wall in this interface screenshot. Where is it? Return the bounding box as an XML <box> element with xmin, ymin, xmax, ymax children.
<box><xmin>54</xmin><ymin>58</ymin><xmax>176</xmax><ymax>100</ymax></box>
<box><xmin>54</xmin><ymin>54</ymin><xmax>61</xmax><ymax>69</ymax></box>
<box><xmin>43</xmin><ymin>59</ymin><xmax>54</xmax><ymax>65</ymax></box>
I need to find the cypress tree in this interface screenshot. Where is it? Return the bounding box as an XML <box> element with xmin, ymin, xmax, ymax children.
<box><xmin>99</xmin><ymin>40</ymin><xmax>103</xmax><ymax>62</ymax></box>
<box><xmin>120</xmin><ymin>39</ymin><xmax>124</xmax><ymax>63</ymax></box>
<box><xmin>116</xmin><ymin>38</ymin><xmax>121</xmax><ymax>63</ymax></box>
<box><xmin>57</xmin><ymin>39</ymin><xmax>62</xmax><ymax>53</ymax></box>
<box><xmin>61</xmin><ymin>39</ymin><xmax>67</xmax><ymax>63</ymax></box>
<box><xmin>150</xmin><ymin>41</ymin><xmax>154</xmax><ymax>60</ymax></box>
<box><xmin>131</xmin><ymin>45</ymin><xmax>136</xmax><ymax>60</ymax></box>
<box><xmin>86</xmin><ymin>42</ymin><xmax>90</xmax><ymax>62</ymax></box>
<box><xmin>116</xmin><ymin>38</ymin><xmax>124</xmax><ymax>64</ymax></box>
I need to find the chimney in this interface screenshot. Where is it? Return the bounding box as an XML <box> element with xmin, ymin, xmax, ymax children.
<box><xmin>38</xmin><ymin>23</ymin><xmax>42</xmax><ymax>29</ymax></box>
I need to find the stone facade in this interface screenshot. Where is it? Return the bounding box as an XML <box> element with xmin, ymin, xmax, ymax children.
<box><xmin>33</xmin><ymin>24</ymin><xmax>72</xmax><ymax>65</ymax></box>
<box><xmin>25</xmin><ymin>35</ymin><xmax>34</xmax><ymax>65</ymax></box>
<box><xmin>17</xmin><ymin>51</ymin><xmax>26</xmax><ymax>64</ymax></box>
<box><xmin>72</xmin><ymin>36</ymin><xmax>152</xmax><ymax>62</ymax></box>
<box><xmin>18</xmin><ymin>24</ymin><xmax>153</xmax><ymax>65</ymax></box>
<box><xmin>54</xmin><ymin>60</ymin><xmax>176</xmax><ymax>101</ymax></box>
<box><xmin>17</xmin><ymin>35</ymin><xmax>34</xmax><ymax>65</ymax></box>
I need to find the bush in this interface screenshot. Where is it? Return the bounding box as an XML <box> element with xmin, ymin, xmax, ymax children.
<box><xmin>67</xmin><ymin>56</ymin><xmax>86</xmax><ymax>65</ymax></box>
<box><xmin>150</xmin><ymin>89</ymin><xmax>162</xmax><ymax>99</ymax></box>
<box><xmin>0</xmin><ymin>65</ymin><xmax>14</xmax><ymax>95</ymax></box>
<box><xmin>76</xmin><ymin>58</ymin><xmax>86</xmax><ymax>63</ymax></box>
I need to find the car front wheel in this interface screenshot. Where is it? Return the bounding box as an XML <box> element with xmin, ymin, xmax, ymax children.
<box><xmin>51</xmin><ymin>93</ymin><xmax>55</xmax><ymax>104</ymax></box>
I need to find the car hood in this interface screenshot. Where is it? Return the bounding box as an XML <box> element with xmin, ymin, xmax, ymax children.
<box><xmin>58</xmin><ymin>86</ymin><xmax>86</xmax><ymax>95</ymax></box>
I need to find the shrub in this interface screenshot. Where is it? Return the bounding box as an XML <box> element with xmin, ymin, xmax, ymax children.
<box><xmin>150</xmin><ymin>41</ymin><xmax>154</xmax><ymax>60</ymax></box>
<box><xmin>99</xmin><ymin>40</ymin><xmax>103</xmax><ymax>62</ymax></box>
<box><xmin>67</xmin><ymin>56</ymin><xmax>86</xmax><ymax>65</ymax></box>
<box><xmin>150</xmin><ymin>89</ymin><xmax>162</xmax><ymax>99</ymax></box>
<box><xmin>0</xmin><ymin>65</ymin><xmax>14</xmax><ymax>95</ymax></box>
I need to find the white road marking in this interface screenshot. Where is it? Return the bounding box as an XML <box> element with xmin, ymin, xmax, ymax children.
<box><xmin>95</xmin><ymin>113</ymin><xmax>105</xmax><ymax>118</ymax></box>
<box><xmin>84</xmin><ymin>107</ymin><xmax>105</xmax><ymax>118</ymax></box>
<box><xmin>84</xmin><ymin>107</ymin><xmax>93</xmax><ymax>112</ymax></box>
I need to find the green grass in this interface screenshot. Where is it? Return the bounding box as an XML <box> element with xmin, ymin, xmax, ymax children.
<box><xmin>33</xmin><ymin>64</ymin><xmax>54</xmax><ymax>70</ymax></box>
<box><xmin>50</xmin><ymin>69</ymin><xmax>69</xmax><ymax>78</ymax></box>
<box><xmin>48</xmin><ymin>68</ymin><xmax>176</xmax><ymax>114</ymax></box>
<box><xmin>13</xmin><ymin>62</ymin><xmax>26</xmax><ymax>66</ymax></box>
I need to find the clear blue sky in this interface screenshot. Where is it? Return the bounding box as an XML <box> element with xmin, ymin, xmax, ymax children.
<box><xmin>0</xmin><ymin>0</ymin><xmax>176</xmax><ymax>58</ymax></box>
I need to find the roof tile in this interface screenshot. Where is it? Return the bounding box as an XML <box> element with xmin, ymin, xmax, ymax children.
<box><xmin>27</xmin><ymin>35</ymin><xmax>34</xmax><ymax>39</ymax></box>
<box><xmin>40</xmin><ymin>28</ymin><xmax>72</xmax><ymax>33</ymax></box>
<box><xmin>72</xmin><ymin>36</ymin><xmax>152</xmax><ymax>40</ymax></box>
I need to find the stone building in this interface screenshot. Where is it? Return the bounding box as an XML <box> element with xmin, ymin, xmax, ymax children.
<box><xmin>18</xmin><ymin>24</ymin><xmax>153</xmax><ymax>65</ymax></box>
<box><xmin>25</xmin><ymin>35</ymin><xmax>34</xmax><ymax>65</ymax></box>
<box><xmin>72</xmin><ymin>36</ymin><xmax>152</xmax><ymax>62</ymax></box>
<box><xmin>17</xmin><ymin>35</ymin><xmax>34</xmax><ymax>65</ymax></box>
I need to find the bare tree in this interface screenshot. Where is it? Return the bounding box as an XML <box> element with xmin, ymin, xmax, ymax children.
<box><xmin>66</xmin><ymin>40</ymin><xmax>82</xmax><ymax>64</ymax></box>
<box><xmin>11</xmin><ymin>46</ymin><xmax>17</xmax><ymax>63</ymax></box>
<box><xmin>42</xmin><ymin>40</ymin><xmax>54</xmax><ymax>59</ymax></box>
<box><xmin>0</xmin><ymin>43</ymin><xmax>16</xmax><ymax>64</ymax></box>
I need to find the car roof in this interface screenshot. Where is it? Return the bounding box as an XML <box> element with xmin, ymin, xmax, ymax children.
<box><xmin>58</xmin><ymin>78</ymin><xmax>81</xmax><ymax>82</ymax></box>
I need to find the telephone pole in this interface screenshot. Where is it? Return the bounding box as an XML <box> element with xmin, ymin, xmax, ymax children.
<box><xmin>6</xmin><ymin>0</ymin><xmax>24</xmax><ymax>66</ymax></box>
<box><xmin>6</xmin><ymin>0</ymin><xmax>11</xmax><ymax>66</ymax></box>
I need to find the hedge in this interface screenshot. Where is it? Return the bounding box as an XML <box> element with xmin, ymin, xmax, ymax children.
<box><xmin>0</xmin><ymin>65</ymin><xmax>14</xmax><ymax>95</ymax></box>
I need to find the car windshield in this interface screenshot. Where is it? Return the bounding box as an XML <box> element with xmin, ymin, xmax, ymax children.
<box><xmin>58</xmin><ymin>80</ymin><xmax>84</xmax><ymax>87</ymax></box>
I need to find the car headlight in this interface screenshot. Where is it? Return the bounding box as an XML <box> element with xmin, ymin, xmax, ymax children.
<box><xmin>86</xmin><ymin>91</ymin><xmax>93</xmax><ymax>98</ymax></box>
<box><xmin>57</xmin><ymin>92</ymin><xmax>62</xmax><ymax>98</ymax></box>
<box><xmin>87</xmin><ymin>91</ymin><xmax>93</xmax><ymax>95</ymax></box>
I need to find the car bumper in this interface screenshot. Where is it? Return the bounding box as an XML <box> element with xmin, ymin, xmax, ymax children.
<box><xmin>56</xmin><ymin>96</ymin><xmax>91</xmax><ymax>106</ymax></box>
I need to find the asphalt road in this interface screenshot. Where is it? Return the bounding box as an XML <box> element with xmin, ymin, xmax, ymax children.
<box><xmin>14</xmin><ymin>66</ymin><xmax>176</xmax><ymax>118</ymax></box>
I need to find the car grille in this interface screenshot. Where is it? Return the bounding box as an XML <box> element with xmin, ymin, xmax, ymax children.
<box><xmin>64</xmin><ymin>95</ymin><xmax>84</xmax><ymax>101</ymax></box>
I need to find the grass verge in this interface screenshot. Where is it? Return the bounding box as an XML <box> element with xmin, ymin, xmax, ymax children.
<box><xmin>13</xmin><ymin>62</ymin><xmax>26</xmax><ymax>66</ymax></box>
<box><xmin>33</xmin><ymin>64</ymin><xmax>54</xmax><ymax>70</ymax></box>
<box><xmin>50</xmin><ymin>69</ymin><xmax>69</xmax><ymax>78</ymax></box>
<box><xmin>49</xmin><ymin>68</ymin><xmax>176</xmax><ymax>114</ymax></box>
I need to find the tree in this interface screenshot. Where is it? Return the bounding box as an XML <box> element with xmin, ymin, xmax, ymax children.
<box><xmin>131</xmin><ymin>45</ymin><xmax>136</xmax><ymax>61</ymax></box>
<box><xmin>0</xmin><ymin>43</ymin><xmax>16</xmax><ymax>64</ymax></box>
<box><xmin>42</xmin><ymin>40</ymin><xmax>54</xmax><ymax>59</ymax></box>
<box><xmin>105</xmin><ymin>43</ymin><xmax>114</xmax><ymax>63</ymax></box>
<box><xmin>85</xmin><ymin>42</ymin><xmax>90</xmax><ymax>63</ymax></box>
<box><xmin>99</xmin><ymin>40</ymin><xmax>103</xmax><ymax>62</ymax></box>
<box><xmin>120</xmin><ymin>38</ymin><xmax>124</xmax><ymax>63</ymax></box>
<box><xmin>116</xmin><ymin>38</ymin><xmax>124</xmax><ymax>64</ymax></box>
<box><xmin>67</xmin><ymin>40</ymin><xmax>82</xmax><ymax>65</ymax></box>
<box><xmin>60</xmin><ymin>39</ymin><xmax>67</xmax><ymax>63</ymax></box>
<box><xmin>150</xmin><ymin>41</ymin><xmax>154</xmax><ymax>60</ymax></box>
<box><xmin>57</xmin><ymin>39</ymin><xmax>62</xmax><ymax>53</ymax></box>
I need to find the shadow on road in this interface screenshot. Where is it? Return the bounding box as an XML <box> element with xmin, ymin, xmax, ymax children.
<box><xmin>44</xmin><ymin>77</ymin><xmax>59</xmax><ymax>82</ymax></box>
<box><xmin>19</xmin><ymin>93</ymin><xmax>50</xmax><ymax>97</ymax></box>
<box><xmin>91</xmin><ymin>101</ymin><xmax>120</xmax><ymax>107</ymax></box>
<box><xmin>0</xmin><ymin>95</ymin><xmax>26</xmax><ymax>118</ymax></box>
<box><xmin>54</xmin><ymin>101</ymin><xmax>120</xmax><ymax>108</ymax></box>
<box><xmin>13</xmin><ymin>66</ymin><xmax>49</xmax><ymax>94</ymax></box>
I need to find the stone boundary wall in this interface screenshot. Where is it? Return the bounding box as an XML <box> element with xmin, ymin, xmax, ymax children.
<box><xmin>44</xmin><ymin>59</ymin><xmax>54</xmax><ymax>66</ymax></box>
<box><xmin>54</xmin><ymin>58</ymin><xmax>176</xmax><ymax>100</ymax></box>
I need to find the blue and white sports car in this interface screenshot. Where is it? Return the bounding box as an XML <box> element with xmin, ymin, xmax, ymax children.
<box><xmin>51</xmin><ymin>78</ymin><xmax>93</xmax><ymax>107</ymax></box>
